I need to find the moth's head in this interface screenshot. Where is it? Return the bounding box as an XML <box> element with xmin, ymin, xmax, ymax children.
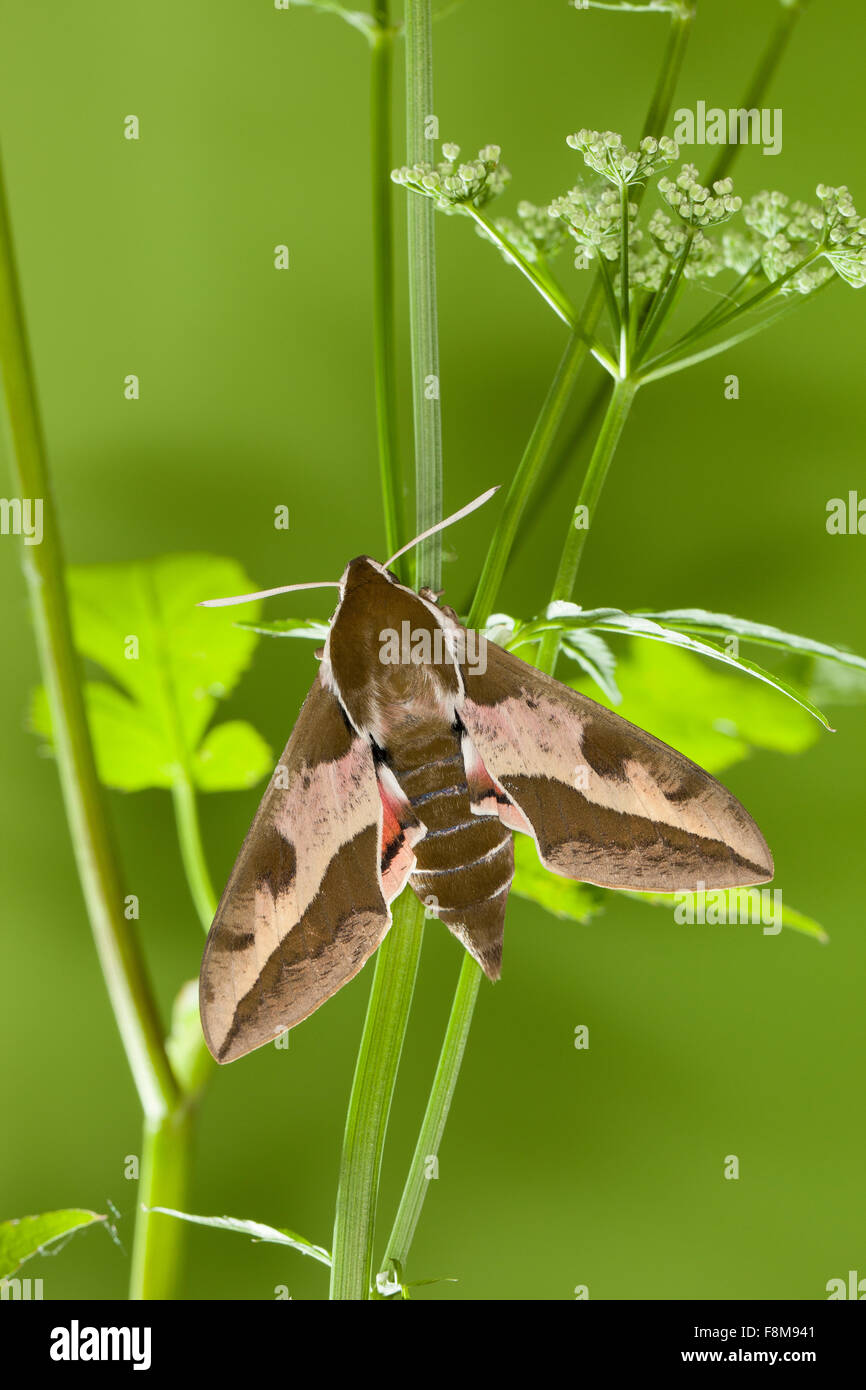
<box><xmin>339</xmin><ymin>555</ymin><xmax>399</xmax><ymax>599</ymax></box>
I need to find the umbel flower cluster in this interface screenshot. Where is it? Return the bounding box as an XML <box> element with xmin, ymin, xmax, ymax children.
<box><xmin>391</xmin><ymin>143</ymin><xmax>510</xmax><ymax>213</ymax></box>
<box><xmin>393</xmin><ymin>128</ymin><xmax>866</xmax><ymax>325</ymax></box>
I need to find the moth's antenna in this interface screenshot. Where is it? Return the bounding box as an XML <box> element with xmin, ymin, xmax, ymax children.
<box><xmin>384</xmin><ymin>485</ymin><xmax>499</xmax><ymax>570</ymax></box>
<box><xmin>198</xmin><ymin>580</ymin><xmax>341</xmax><ymax>609</ymax></box>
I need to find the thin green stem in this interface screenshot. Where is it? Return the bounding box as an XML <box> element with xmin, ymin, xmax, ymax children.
<box><xmin>370</xmin><ymin>12</ymin><xmax>405</xmax><ymax>570</ymax></box>
<box><xmin>129</xmin><ymin>1103</ymin><xmax>195</xmax><ymax>1300</ymax></box>
<box><xmin>594</xmin><ymin>250</ymin><xmax>622</xmax><ymax>347</ymax></box>
<box><xmin>642</xmin><ymin>249</ymin><xmax>822</xmax><ymax>376</ymax></box>
<box><xmin>619</xmin><ymin>184</ymin><xmax>631</xmax><ymax>376</ymax></box>
<box><xmin>171</xmin><ymin>775</ymin><xmax>218</xmax><ymax>933</ymax></box>
<box><xmin>468</xmin><ymin>331</ymin><xmax>594</xmax><ymax>628</ymax></box>
<box><xmin>639</xmin><ymin>5</ymin><xmax>694</xmax><ymax>142</ymax></box>
<box><xmin>636</xmin><ymin>291</ymin><xmax>815</xmax><ymax>386</ymax></box>
<box><xmin>329</xmin><ymin>0</ymin><xmax>442</xmax><ymax>1301</ymax></box>
<box><xmin>382</xmin><ymin>951</ymin><xmax>481</xmax><ymax>1275</ymax></box>
<box><xmin>329</xmin><ymin>895</ymin><xmax>426</xmax><ymax>1299</ymax></box>
<box><xmin>405</xmin><ymin>0</ymin><xmax>442</xmax><ymax>589</ymax></box>
<box><xmin>0</xmin><ymin>149</ymin><xmax>178</xmax><ymax>1126</ymax></box>
<box><xmin>684</xmin><ymin>265</ymin><xmax>760</xmax><ymax>340</ymax></box>
<box><xmin>634</xmin><ymin>228</ymin><xmax>694</xmax><ymax>362</ymax></box>
<box><xmin>466</xmin><ymin>207</ymin><xmax>578</xmax><ymax>330</ymax></box>
<box><xmin>538</xmin><ymin>377</ymin><xmax>638</xmax><ymax>674</ymax></box>
<box><xmin>707</xmin><ymin>0</ymin><xmax>807</xmax><ymax>185</ymax></box>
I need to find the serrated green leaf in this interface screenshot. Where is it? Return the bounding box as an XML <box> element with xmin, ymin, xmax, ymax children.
<box><xmin>0</xmin><ymin>1210</ymin><xmax>105</xmax><ymax>1279</ymax></box>
<box><xmin>518</xmin><ymin>606</ymin><xmax>836</xmax><ymax>729</ymax></box>
<box><xmin>31</xmin><ymin>554</ymin><xmax>272</xmax><ymax>793</ymax></box>
<box><xmin>149</xmin><ymin>1209</ymin><xmax>331</xmax><ymax>1267</ymax></box>
<box><xmin>235</xmin><ymin>618</ymin><xmax>330</xmax><ymax>641</ymax></box>
<box><xmin>642</xmin><ymin>608</ymin><xmax>866</xmax><ymax>671</ymax></box>
<box><xmin>560</xmin><ymin>629</ymin><xmax>621</xmax><ymax>703</ymax></box>
<box><xmin>512</xmin><ymin>834</ymin><xmax>605</xmax><ymax>923</ymax></box>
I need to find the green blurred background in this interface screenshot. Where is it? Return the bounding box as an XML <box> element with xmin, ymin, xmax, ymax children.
<box><xmin>1</xmin><ymin>0</ymin><xmax>864</xmax><ymax>1300</ymax></box>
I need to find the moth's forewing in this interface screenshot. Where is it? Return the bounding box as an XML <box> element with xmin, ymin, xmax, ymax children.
<box><xmin>199</xmin><ymin>673</ymin><xmax>393</xmax><ymax>1064</ymax></box>
<box><xmin>458</xmin><ymin>636</ymin><xmax>774</xmax><ymax>891</ymax></box>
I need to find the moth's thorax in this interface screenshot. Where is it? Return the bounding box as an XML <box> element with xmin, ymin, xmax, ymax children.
<box><xmin>326</xmin><ymin>557</ymin><xmax>462</xmax><ymax>742</ymax></box>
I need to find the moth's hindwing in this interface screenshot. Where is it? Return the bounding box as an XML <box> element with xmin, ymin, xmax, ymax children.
<box><xmin>199</xmin><ymin>673</ymin><xmax>411</xmax><ymax>1063</ymax></box>
<box><xmin>459</xmin><ymin>637</ymin><xmax>774</xmax><ymax>891</ymax></box>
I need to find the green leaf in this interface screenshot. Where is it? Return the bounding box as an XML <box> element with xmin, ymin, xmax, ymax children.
<box><xmin>640</xmin><ymin>608</ymin><xmax>866</xmax><ymax>671</ymax></box>
<box><xmin>30</xmin><ymin>554</ymin><xmax>272</xmax><ymax>793</ymax></box>
<box><xmin>559</xmin><ymin>629</ymin><xmax>622</xmax><ymax>703</ymax></box>
<box><xmin>614</xmin><ymin>888</ymin><xmax>828</xmax><ymax>944</ymax></box>
<box><xmin>566</xmin><ymin>641</ymin><xmax>819</xmax><ymax>774</ymax></box>
<box><xmin>149</xmin><ymin>1209</ymin><xmax>331</xmax><ymax>1267</ymax></box>
<box><xmin>192</xmin><ymin>721</ymin><xmax>272</xmax><ymax>791</ymax></box>
<box><xmin>512</xmin><ymin>834</ymin><xmax>605</xmax><ymax>923</ymax></box>
<box><xmin>519</xmin><ymin>605</ymin><xmax>836</xmax><ymax>729</ymax></box>
<box><xmin>0</xmin><ymin>1210</ymin><xmax>105</xmax><ymax>1279</ymax></box>
<box><xmin>235</xmin><ymin>618</ymin><xmax>330</xmax><ymax>641</ymax></box>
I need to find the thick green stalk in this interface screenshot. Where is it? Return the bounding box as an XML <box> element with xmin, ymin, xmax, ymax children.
<box><xmin>329</xmin><ymin>0</ymin><xmax>442</xmax><ymax>1301</ymax></box>
<box><xmin>0</xmin><ymin>152</ymin><xmax>178</xmax><ymax>1125</ymax></box>
<box><xmin>538</xmin><ymin>377</ymin><xmax>637</xmax><ymax>673</ymax></box>
<box><xmin>329</xmin><ymin>896</ymin><xmax>426</xmax><ymax>1299</ymax></box>
<box><xmin>370</xmin><ymin>8</ymin><xmax>404</xmax><ymax>567</ymax></box>
<box><xmin>129</xmin><ymin>1103</ymin><xmax>195</xmax><ymax>1300</ymax></box>
<box><xmin>0</xmin><ymin>144</ymin><xmax>194</xmax><ymax>1302</ymax></box>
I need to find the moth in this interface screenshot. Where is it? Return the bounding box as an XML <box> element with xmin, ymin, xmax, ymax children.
<box><xmin>198</xmin><ymin>490</ymin><xmax>773</xmax><ymax>1064</ymax></box>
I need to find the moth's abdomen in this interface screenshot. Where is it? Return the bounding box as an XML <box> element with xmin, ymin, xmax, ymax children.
<box><xmin>390</xmin><ymin>729</ymin><xmax>514</xmax><ymax>980</ymax></box>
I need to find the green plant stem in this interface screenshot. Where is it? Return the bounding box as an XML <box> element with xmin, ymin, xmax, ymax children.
<box><xmin>635</xmin><ymin>230</ymin><xmax>694</xmax><ymax>362</ymax></box>
<box><xmin>382</xmin><ymin>950</ymin><xmax>480</xmax><ymax>1274</ymax></box>
<box><xmin>468</xmin><ymin>330</ymin><xmax>593</xmax><ymax>628</ymax></box>
<box><xmin>641</xmin><ymin>249</ymin><xmax>822</xmax><ymax>378</ymax></box>
<box><xmin>329</xmin><ymin>895</ymin><xmax>426</xmax><ymax>1299</ymax></box>
<box><xmin>405</xmin><ymin>0</ymin><xmax>442</xmax><ymax>590</ymax></box>
<box><xmin>129</xmin><ymin>1102</ymin><xmax>195</xmax><ymax>1299</ymax></box>
<box><xmin>0</xmin><ymin>144</ymin><xmax>196</xmax><ymax>1303</ymax></box>
<box><xmin>370</xmin><ymin>8</ymin><xmax>405</xmax><ymax>568</ymax></box>
<box><xmin>538</xmin><ymin>376</ymin><xmax>638</xmax><ymax>674</ymax></box>
<box><xmin>640</xmin><ymin>4</ymin><xmax>694</xmax><ymax>141</ymax></box>
<box><xmin>636</xmin><ymin>291</ymin><xmax>816</xmax><ymax>386</ymax></box>
<box><xmin>0</xmin><ymin>154</ymin><xmax>178</xmax><ymax>1125</ymax></box>
<box><xmin>465</xmin><ymin>208</ymin><xmax>579</xmax><ymax>330</ymax></box>
<box><xmin>329</xmin><ymin>0</ymin><xmax>442</xmax><ymax>1301</ymax></box>
<box><xmin>171</xmin><ymin>774</ymin><xmax>218</xmax><ymax>933</ymax></box>
<box><xmin>707</xmin><ymin>0</ymin><xmax>807</xmax><ymax>185</ymax></box>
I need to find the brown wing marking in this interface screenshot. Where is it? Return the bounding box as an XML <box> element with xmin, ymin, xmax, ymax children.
<box><xmin>200</xmin><ymin>674</ymin><xmax>391</xmax><ymax>1063</ymax></box>
<box><xmin>459</xmin><ymin>638</ymin><xmax>773</xmax><ymax>891</ymax></box>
